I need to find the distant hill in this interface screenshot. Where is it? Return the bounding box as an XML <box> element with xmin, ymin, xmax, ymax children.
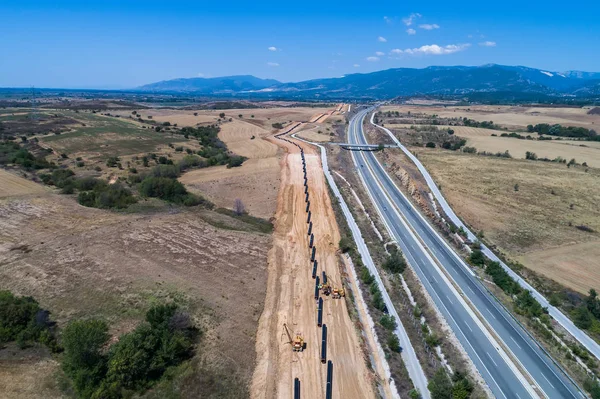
<box><xmin>137</xmin><ymin>75</ymin><xmax>280</xmax><ymax>93</ymax></box>
<box><xmin>137</xmin><ymin>65</ymin><xmax>600</xmax><ymax>100</ymax></box>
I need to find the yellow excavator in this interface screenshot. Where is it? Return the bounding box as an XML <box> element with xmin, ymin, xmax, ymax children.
<box><xmin>332</xmin><ymin>285</ymin><xmax>346</xmax><ymax>299</ymax></box>
<box><xmin>283</xmin><ymin>323</ymin><xmax>305</xmax><ymax>352</ymax></box>
<box><xmin>321</xmin><ymin>271</ymin><xmax>345</xmax><ymax>299</ymax></box>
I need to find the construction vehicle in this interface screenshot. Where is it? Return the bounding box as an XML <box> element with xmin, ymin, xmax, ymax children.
<box><xmin>324</xmin><ymin>271</ymin><xmax>345</xmax><ymax>299</ymax></box>
<box><xmin>332</xmin><ymin>286</ymin><xmax>345</xmax><ymax>299</ymax></box>
<box><xmin>283</xmin><ymin>323</ymin><xmax>305</xmax><ymax>352</ymax></box>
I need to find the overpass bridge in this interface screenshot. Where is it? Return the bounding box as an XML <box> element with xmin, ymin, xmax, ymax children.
<box><xmin>328</xmin><ymin>142</ymin><xmax>397</xmax><ymax>151</ymax></box>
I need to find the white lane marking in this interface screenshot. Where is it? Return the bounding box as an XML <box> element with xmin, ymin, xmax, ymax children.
<box><xmin>431</xmin><ymin>275</ymin><xmax>439</xmax><ymax>284</ymax></box>
<box><xmin>542</xmin><ymin>373</ymin><xmax>556</xmax><ymax>389</ymax></box>
<box><xmin>487</xmin><ymin>308</ymin><xmax>497</xmax><ymax>320</ymax></box>
<box><xmin>487</xmin><ymin>352</ymin><xmax>499</xmax><ymax>367</ymax></box>
<box><xmin>446</xmin><ymin>294</ymin><xmax>454</xmax><ymax>304</ymax></box>
<box><xmin>510</xmin><ymin>336</ymin><xmax>522</xmax><ymax>350</ymax></box>
<box><xmin>465</xmin><ymin>322</ymin><xmax>473</xmax><ymax>333</ymax></box>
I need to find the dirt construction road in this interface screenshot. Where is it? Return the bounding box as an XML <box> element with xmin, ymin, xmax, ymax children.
<box><xmin>251</xmin><ymin>132</ymin><xmax>375</xmax><ymax>398</ymax></box>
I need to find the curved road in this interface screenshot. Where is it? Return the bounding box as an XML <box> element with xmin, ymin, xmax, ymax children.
<box><xmin>348</xmin><ymin>107</ymin><xmax>582</xmax><ymax>399</ymax></box>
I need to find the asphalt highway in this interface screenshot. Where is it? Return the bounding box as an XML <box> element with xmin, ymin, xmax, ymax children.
<box><xmin>348</xmin><ymin>107</ymin><xmax>582</xmax><ymax>399</ymax></box>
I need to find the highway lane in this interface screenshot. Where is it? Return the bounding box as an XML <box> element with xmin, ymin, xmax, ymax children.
<box><xmin>371</xmin><ymin>113</ymin><xmax>600</xmax><ymax>363</ymax></box>
<box><xmin>348</xmin><ymin>107</ymin><xmax>582</xmax><ymax>399</ymax></box>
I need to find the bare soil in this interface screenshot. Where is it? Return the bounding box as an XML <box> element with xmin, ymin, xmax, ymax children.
<box><xmin>0</xmin><ymin>193</ymin><xmax>271</xmax><ymax>397</ymax></box>
<box><xmin>251</xmin><ymin>135</ymin><xmax>375</xmax><ymax>399</ymax></box>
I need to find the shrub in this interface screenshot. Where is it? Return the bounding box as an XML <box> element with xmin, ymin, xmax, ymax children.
<box><xmin>380</xmin><ymin>315</ymin><xmax>397</xmax><ymax>331</ymax></box>
<box><xmin>150</xmin><ymin>164</ymin><xmax>180</xmax><ymax>179</ymax></box>
<box><xmin>339</xmin><ymin>236</ymin><xmax>354</xmax><ymax>253</ymax></box>
<box><xmin>227</xmin><ymin>155</ymin><xmax>245</xmax><ymax>168</ymax></box>
<box><xmin>382</xmin><ymin>252</ymin><xmax>406</xmax><ymax>274</ymax></box>
<box><xmin>0</xmin><ymin>291</ymin><xmax>57</xmax><ymax>349</ymax></box>
<box><xmin>360</xmin><ymin>267</ymin><xmax>374</xmax><ymax>285</ymax></box>
<box><xmin>425</xmin><ymin>142</ymin><xmax>436</xmax><ymax>148</ymax></box>
<box><xmin>62</xmin><ymin>305</ymin><xmax>197</xmax><ymax>398</ymax></box>
<box><xmin>468</xmin><ymin>249</ymin><xmax>485</xmax><ymax>266</ymax></box>
<box><xmin>387</xmin><ymin>335</ymin><xmax>401</xmax><ymax>353</ymax></box>
<box><xmin>106</xmin><ymin>156</ymin><xmax>120</xmax><ymax>168</ymax></box>
<box><xmin>77</xmin><ymin>183</ymin><xmax>136</xmax><ymax>209</ymax></box>
<box><xmin>139</xmin><ymin>177</ymin><xmax>187</xmax><ymax>201</ymax></box>
<box><xmin>177</xmin><ymin>155</ymin><xmax>206</xmax><ymax>173</ymax></box>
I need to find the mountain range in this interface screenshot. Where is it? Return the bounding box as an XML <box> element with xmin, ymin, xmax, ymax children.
<box><xmin>137</xmin><ymin>65</ymin><xmax>600</xmax><ymax>100</ymax></box>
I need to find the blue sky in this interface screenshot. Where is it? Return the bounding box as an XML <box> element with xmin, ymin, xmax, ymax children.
<box><xmin>1</xmin><ymin>0</ymin><xmax>599</xmax><ymax>88</ymax></box>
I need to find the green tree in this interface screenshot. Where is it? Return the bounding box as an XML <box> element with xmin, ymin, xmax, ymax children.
<box><xmin>382</xmin><ymin>251</ymin><xmax>406</xmax><ymax>274</ymax></box>
<box><xmin>428</xmin><ymin>368</ymin><xmax>453</xmax><ymax>399</ymax></box>
<box><xmin>62</xmin><ymin>319</ymin><xmax>110</xmax><ymax>397</ymax></box>
<box><xmin>451</xmin><ymin>371</ymin><xmax>473</xmax><ymax>399</ymax></box>
<box><xmin>469</xmin><ymin>249</ymin><xmax>485</xmax><ymax>266</ymax></box>
<box><xmin>387</xmin><ymin>335</ymin><xmax>401</xmax><ymax>353</ymax></box>
<box><xmin>574</xmin><ymin>305</ymin><xmax>593</xmax><ymax>329</ymax></box>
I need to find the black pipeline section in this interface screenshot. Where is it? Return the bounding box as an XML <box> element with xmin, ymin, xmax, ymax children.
<box><xmin>309</xmin><ymin>233</ymin><xmax>314</xmax><ymax>248</ymax></box>
<box><xmin>307</xmin><ymin>221</ymin><xmax>313</xmax><ymax>235</ymax></box>
<box><xmin>294</xmin><ymin>378</ymin><xmax>301</xmax><ymax>399</ymax></box>
<box><xmin>312</xmin><ymin>260</ymin><xmax>317</xmax><ymax>279</ymax></box>
<box><xmin>311</xmin><ymin>246</ymin><xmax>316</xmax><ymax>262</ymax></box>
<box><xmin>314</xmin><ymin>276</ymin><xmax>320</xmax><ymax>300</ymax></box>
<box><xmin>321</xmin><ymin>324</ymin><xmax>328</xmax><ymax>364</ymax></box>
<box><xmin>307</xmin><ymin>210</ymin><xmax>312</xmax><ymax>224</ymax></box>
<box><xmin>306</xmin><ymin>201</ymin><xmax>310</xmax><ymax>213</ymax></box>
<box><xmin>322</xmin><ymin>271</ymin><xmax>327</xmax><ymax>285</ymax></box>
<box><xmin>317</xmin><ymin>297</ymin><xmax>323</xmax><ymax>327</ymax></box>
<box><xmin>325</xmin><ymin>361</ymin><xmax>333</xmax><ymax>399</ymax></box>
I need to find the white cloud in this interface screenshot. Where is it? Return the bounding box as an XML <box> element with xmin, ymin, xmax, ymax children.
<box><xmin>402</xmin><ymin>13</ymin><xmax>421</xmax><ymax>26</ymax></box>
<box><xmin>378</xmin><ymin>36</ymin><xmax>387</xmax><ymax>42</ymax></box>
<box><xmin>267</xmin><ymin>62</ymin><xmax>279</xmax><ymax>67</ymax></box>
<box><xmin>268</xmin><ymin>46</ymin><xmax>278</xmax><ymax>51</ymax></box>
<box><xmin>406</xmin><ymin>28</ymin><xmax>416</xmax><ymax>35</ymax></box>
<box><xmin>353</xmin><ymin>64</ymin><xmax>360</xmax><ymax>67</ymax></box>
<box><xmin>419</xmin><ymin>23</ymin><xmax>439</xmax><ymax>30</ymax></box>
<box><xmin>197</xmin><ymin>73</ymin><xmax>205</xmax><ymax>77</ymax></box>
<box><xmin>479</xmin><ymin>41</ymin><xmax>496</xmax><ymax>47</ymax></box>
<box><xmin>384</xmin><ymin>16</ymin><xmax>393</xmax><ymax>24</ymax></box>
<box><xmin>389</xmin><ymin>44</ymin><xmax>471</xmax><ymax>57</ymax></box>
<box><xmin>403</xmin><ymin>43</ymin><xmax>470</xmax><ymax>55</ymax></box>
<box><xmin>375</xmin><ymin>51</ymin><xmax>385</xmax><ymax>56</ymax></box>
<box><xmin>366</xmin><ymin>56</ymin><xmax>380</xmax><ymax>62</ymax></box>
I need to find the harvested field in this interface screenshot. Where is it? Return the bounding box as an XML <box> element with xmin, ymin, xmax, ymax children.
<box><xmin>296</xmin><ymin>127</ymin><xmax>335</xmax><ymax>143</ymax></box>
<box><xmin>380</xmin><ymin>105</ymin><xmax>600</xmax><ymax>130</ymax></box>
<box><xmin>180</xmin><ymin>157</ymin><xmax>281</xmax><ymax>219</ymax></box>
<box><xmin>520</xmin><ymin>241</ymin><xmax>600</xmax><ymax>294</ymax></box>
<box><xmin>251</xmin><ymin>136</ymin><xmax>375</xmax><ymax>399</ymax></box>
<box><xmin>218</xmin><ymin>119</ymin><xmax>278</xmax><ymax>159</ymax></box>
<box><xmin>0</xmin><ymin>193</ymin><xmax>271</xmax><ymax>397</ymax></box>
<box><xmin>386</xmin><ymin>123</ymin><xmax>600</xmax><ymax>167</ymax></box>
<box><xmin>0</xmin><ymin>169</ymin><xmax>47</xmax><ymax>197</ymax></box>
<box><xmin>417</xmin><ymin>150</ymin><xmax>600</xmax><ymax>293</ymax></box>
<box><xmin>136</xmin><ymin>107</ymin><xmax>334</xmax><ymax>130</ymax></box>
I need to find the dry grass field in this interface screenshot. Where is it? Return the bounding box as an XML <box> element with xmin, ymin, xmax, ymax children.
<box><xmin>417</xmin><ymin>150</ymin><xmax>600</xmax><ymax>293</ymax></box>
<box><xmin>180</xmin><ymin>157</ymin><xmax>281</xmax><ymax>219</ymax></box>
<box><xmin>134</xmin><ymin>107</ymin><xmax>334</xmax><ymax>130</ymax></box>
<box><xmin>380</xmin><ymin>104</ymin><xmax>600</xmax><ymax>129</ymax></box>
<box><xmin>433</xmin><ymin>125</ymin><xmax>600</xmax><ymax>167</ymax></box>
<box><xmin>0</xmin><ymin>169</ymin><xmax>48</xmax><ymax>197</ymax></box>
<box><xmin>0</xmin><ymin>192</ymin><xmax>271</xmax><ymax>398</ymax></box>
<box><xmin>218</xmin><ymin>119</ymin><xmax>277</xmax><ymax>159</ymax></box>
